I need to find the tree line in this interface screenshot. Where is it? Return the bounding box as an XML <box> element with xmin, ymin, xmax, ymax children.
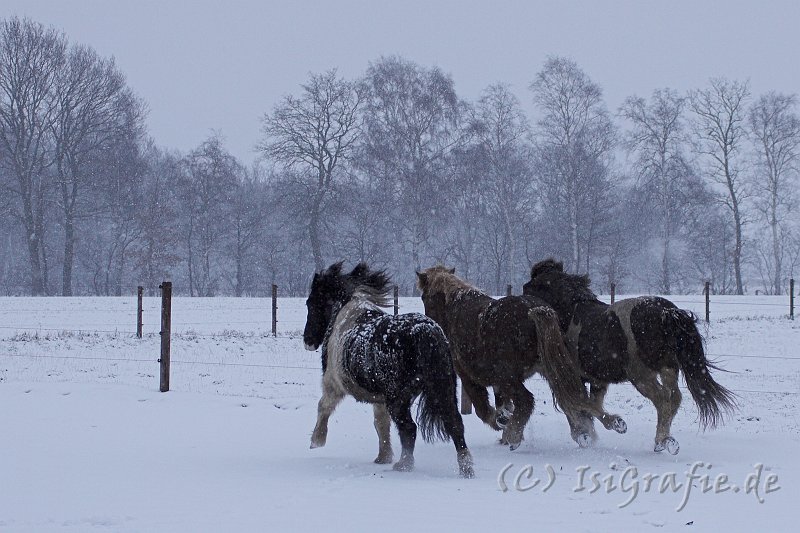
<box><xmin>1</xmin><ymin>17</ymin><xmax>798</xmax><ymax>297</ymax></box>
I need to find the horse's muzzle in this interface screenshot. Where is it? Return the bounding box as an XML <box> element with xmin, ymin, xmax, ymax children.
<box><xmin>304</xmin><ymin>342</ymin><xmax>318</xmax><ymax>351</ymax></box>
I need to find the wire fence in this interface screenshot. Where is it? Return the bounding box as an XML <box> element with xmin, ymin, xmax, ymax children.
<box><xmin>4</xmin><ymin>349</ymin><xmax>798</xmax><ymax>364</ymax></box>
<box><xmin>1</xmin><ymin>289</ymin><xmax>798</xmax><ymax>399</ymax></box>
<box><xmin>1</xmin><ymin>345</ymin><xmax>798</xmax><ymax>397</ymax></box>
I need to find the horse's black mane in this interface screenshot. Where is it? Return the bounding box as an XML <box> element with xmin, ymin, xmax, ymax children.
<box><xmin>316</xmin><ymin>261</ymin><xmax>392</xmax><ymax>304</ymax></box>
<box><xmin>530</xmin><ymin>258</ymin><xmax>599</xmax><ymax>303</ymax></box>
<box><xmin>348</xmin><ymin>262</ymin><xmax>391</xmax><ymax>296</ymax></box>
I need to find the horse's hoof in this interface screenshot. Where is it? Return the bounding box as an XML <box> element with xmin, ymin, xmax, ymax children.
<box><xmin>310</xmin><ymin>440</ymin><xmax>325</xmax><ymax>449</ymax></box>
<box><xmin>496</xmin><ymin>405</ymin><xmax>513</xmax><ymax>429</ymax></box>
<box><xmin>576</xmin><ymin>433</ymin><xmax>592</xmax><ymax>448</ymax></box>
<box><xmin>654</xmin><ymin>437</ymin><xmax>679</xmax><ymax>455</ymax></box>
<box><xmin>665</xmin><ymin>437</ymin><xmax>679</xmax><ymax>455</ymax></box>
<box><xmin>393</xmin><ymin>459</ymin><xmax>414</xmax><ymax>472</ymax></box>
<box><xmin>458</xmin><ymin>452</ymin><xmax>475</xmax><ymax>479</ymax></box>
<box><xmin>508</xmin><ymin>438</ymin><xmax>523</xmax><ymax>451</ymax></box>
<box><xmin>612</xmin><ymin>417</ymin><xmax>627</xmax><ymax>434</ymax></box>
<box><xmin>374</xmin><ymin>454</ymin><xmax>393</xmax><ymax>464</ymax></box>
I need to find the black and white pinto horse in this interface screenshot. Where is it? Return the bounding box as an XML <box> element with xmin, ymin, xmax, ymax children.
<box><xmin>523</xmin><ymin>259</ymin><xmax>737</xmax><ymax>455</ymax></box>
<box><xmin>303</xmin><ymin>262</ymin><xmax>474</xmax><ymax>478</ymax></box>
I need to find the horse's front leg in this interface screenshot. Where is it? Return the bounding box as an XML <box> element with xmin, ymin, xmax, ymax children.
<box><xmin>590</xmin><ymin>382</ymin><xmax>627</xmax><ymax>434</ymax></box>
<box><xmin>373</xmin><ymin>403</ymin><xmax>393</xmax><ymax>464</ymax></box>
<box><xmin>310</xmin><ymin>377</ymin><xmax>345</xmax><ymax>449</ymax></box>
<box><xmin>499</xmin><ymin>383</ymin><xmax>533</xmax><ymax>451</ymax></box>
<box><xmin>460</xmin><ymin>378</ymin><xmax>501</xmax><ymax>430</ymax></box>
<box><xmin>563</xmin><ymin>407</ymin><xmax>597</xmax><ymax>448</ymax></box>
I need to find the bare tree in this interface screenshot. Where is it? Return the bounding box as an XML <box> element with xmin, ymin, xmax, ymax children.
<box><xmin>226</xmin><ymin>165</ymin><xmax>268</xmax><ymax>297</ymax></box>
<box><xmin>620</xmin><ymin>88</ymin><xmax>697</xmax><ymax>293</ymax></box>
<box><xmin>530</xmin><ymin>56</ymin><xmax>615</xmax><ymax>274</ymax></box>
<box><xmin>131</xmin><ymin>144</ymin><xmax>181</xmax><ymax>296</ymax></box>
<box><xmin>689</xmin><ymin>203</ymin><xmax>737</xmax><ymax>294</ymax></box>
<box><xmin>179</xmin><ymin>135</ymin><xmax>240</xmax><ymax>297</ymax></box>
<box><xmin>51</xmin><ymin>43</ymin><xmax>144</xmax><ymax>295</ymax></box>
<box><xmin>259</xmin><ymin>69</ymin><xmax>361</xmax><ymax>272</ymax></box>
<box><xmin>446</xmin><ymin>144</ymin><xmax>487</xmax><ymax>283</ymax></box>
<box><xmin>690</xmin><ymin>78</ymin><xmax>751</xmax><ymax>294</ymax></box>
<box><xmin>0</xmin><ymin>17</ymin><xmax>66</xmax><ymax>295</ymax></box>
<box><xmin>471</xmin><ymin>83</ymin><xmax>534</xmax><ymax>293</ymax></box>
<box><xmin>748</xmin><ymin>92</ymin><xmax>800</xmax><ymax>295</ymax></box>
<box><xmin>101</xmin><ymin>114</ymin><xmax>148</xmax><ymax>296</ymax></box>
<box><xmin>359</xmin><ymin>56</ymin><xmax>467</xmax><ymax>278</ymax></box>
<box><xmin>337</xmin><ymin>177</ymin><xmax>394</xmax><ymax>269</ymax></box>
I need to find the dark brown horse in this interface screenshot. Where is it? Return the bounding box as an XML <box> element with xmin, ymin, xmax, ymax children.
<box><xmin>523</xmin><ymin>258</ymin><xmax>737</xmax><ymax>454</ymax></box>
<box><xmin>416</xmin><ymin>266</ymin><xmax>610</xmax><ymax>450</ymax></box>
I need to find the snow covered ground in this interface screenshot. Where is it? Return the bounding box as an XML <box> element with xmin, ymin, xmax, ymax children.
<box><xmin>1</xmin><ymin>295</ymin><xmax>798</xmax><ymax>532</ymax></box>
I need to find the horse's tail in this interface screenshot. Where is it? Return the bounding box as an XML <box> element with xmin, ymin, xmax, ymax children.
<box><xmin>415</xmin><ymin>325</ymin><xmax>461</xmax><ymax>444</ymax></box>
<box><xmin>529</xmin><ymin>306</ymin><xmax>588</xmax><ymax>414</ymax></box>
<box><xmin>665</xmin><ymin>308</ymin><xmax>737</xmax><ymax>429</ymax></box>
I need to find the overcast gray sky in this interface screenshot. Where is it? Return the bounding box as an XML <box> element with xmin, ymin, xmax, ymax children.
<box><xmin>5</xmin><ymin>1</ymin><xmax>799</xmax><ymax>164</ymax></box>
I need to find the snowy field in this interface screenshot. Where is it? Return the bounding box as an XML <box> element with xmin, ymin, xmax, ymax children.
<box><xmin>1</xmin><ymin>295</ymin><xmax>798</xmax><ymax>532</ymax></box>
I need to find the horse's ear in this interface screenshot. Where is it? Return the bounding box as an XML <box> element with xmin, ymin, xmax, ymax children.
<box><xmin>328</xmin><ymin>261</ymin><xmax>344</xmax><ymax>276</ymax></box>
<box><xmin>416</xmin><ymin>271</ymin><xmax>428</xmax><ymax>289</ymax></box>
<box><xmin>350</xmin><ymin>262</ymin><xmax>369</xmax><ymax>280</ymax></box>
<box><xmin>448</xmin><ymin>267</ymin><xmax>455</xmax><ymax>275</ymax></box>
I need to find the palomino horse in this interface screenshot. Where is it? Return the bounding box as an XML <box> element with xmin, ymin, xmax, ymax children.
<box><xmin>303</xmin><ymin>262</ymin><xmax>474</xmax><ymax>477</ymax></box>
<box><xmin>523</xmin><ymin>258</ymin><xmax>736</xmax><ymax>454</ymax></box>
<box><xmin>416</xmin><ymin>266</ymin><xmax>611</xmax><ymax>450</ymax></box>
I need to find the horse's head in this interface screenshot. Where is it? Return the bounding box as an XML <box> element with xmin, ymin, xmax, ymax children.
<box><xmin>303</xmin><ymin>262</ymin><xmax>347</xmax><ymax>351</ymax></box>
<box><xmin>524</xmin><ymin>258</ymin><xmax>595</xmax><ymax>313</ymax></box>
<box><xmin>303</xmin><ymin>261</ymin><xmax>391</xmax><ymax>350</ymax></box>
<box><xmin>416</xmin><ymin>265</ymin><xmax>459</xmax><ymax>329</ymax></box>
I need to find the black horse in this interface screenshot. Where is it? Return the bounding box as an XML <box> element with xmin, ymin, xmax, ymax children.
<box><xmin>303</xmin><ymin>261</ymin><xmax>474</xmax><ymax>478</ymax></box>
<box><xmin>523</xmin><ymin>259</ymin><xmax>737</xmax><ymax>454</ymax></box>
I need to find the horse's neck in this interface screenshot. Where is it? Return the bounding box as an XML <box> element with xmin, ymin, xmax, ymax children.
<box><xmin>444</xmin><ymin>288</ymin><xmax>493</xmax><ymax>333</ymax></box>
<box><xmin>572</xmin><ymin>298</ymin><xmax>608</xmax><ymax>322</ymax></box>
<box><xmin>320</xmin><ymin>302</ymin><xmax>344</xmax><ymax>371</ymax></box>
<box><xmin>324</xmin><ymin>297</ymin><xmax>383</xmax><ymax>346</ymax></box>
<box><xmin>451</xmin><ymin>287</ymin><xmax>492</xmax><ymax>307</ymax></box>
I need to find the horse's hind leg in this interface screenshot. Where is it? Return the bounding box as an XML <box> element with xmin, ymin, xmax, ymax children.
<box><xmin>590</xmin><ymin>383</ymin><xmax>627</xmax><ymax>434</ymax></box>
<box><xmin>373</xmin><ymin>403</ymin><xmax>393</xmax><ymax>464</ymax></box>
<box><xmin>387</xmin><ymin>398</ymin><xmax>417</xmax><ymax>472</ymax></box>
<box><xmin>310</xmin><ymin>379</ymin><xmax>345</xmax><ymax>449</ymax></box>
<box><xmin>499</xmin><ymin>382</ymin><xmax>533</xmax><ymax>451</ymax></box>
<box><xmin>630</xmin><ymin>366</ymin><xmax>681</xmax><ymax>455</ymax></box>
<box><xmin>657</xmin><ymin>368</ymin><xmax>681</xmax><ymax>454</ymax></box>
<box><xmin>440</xmin><ymin>399</ymin><xmax>475</xmax><ymax>478</ymax></box>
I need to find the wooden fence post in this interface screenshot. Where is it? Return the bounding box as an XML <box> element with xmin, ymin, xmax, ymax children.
<box><xmin>460</xmin><ymin>380</ymin><xmax>472</xmax><ymax>415</ymax></box>
<box><xmin>704</xmin><ymin>281</ymin><xmax>711</xmax><ymax>323</ymax></box>
<box><xmin>393</xmin><ymin>285</ymin><xmax>399</xmax><ymax>316</ymax></box>
<box><xmin>506</xmin><ymin>284</ymin><xmax>512</xmax><ymax>297</ymax></box>
<box><xmin>137</xmin><ymin>286</ymin><xmax>143</xmax><ymax>338</ymax></box>
<box><xmin>272</xmin><ymin>284</ymin><xmax>278</xmax><ymax>337</ymax></box>
<box><xmin>610</xmin><ymin>283</ymin><xmax>616</xmax><ymax>305</ymax></box>
<box><xmin>790</xmin><ymin>278</ymin><xmax>795</xmax><ymax>320</ymax></box>
<box><xmin>159</xmin><ymin>281</ymin><xmax>172</xmax><ymax>393</ymax></box>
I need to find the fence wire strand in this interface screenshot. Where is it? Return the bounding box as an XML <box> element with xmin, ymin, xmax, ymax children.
<box><xmin>1</xmin><ymin>291</ymin><xmax>797</xmax><ymax>397</ymax></box>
